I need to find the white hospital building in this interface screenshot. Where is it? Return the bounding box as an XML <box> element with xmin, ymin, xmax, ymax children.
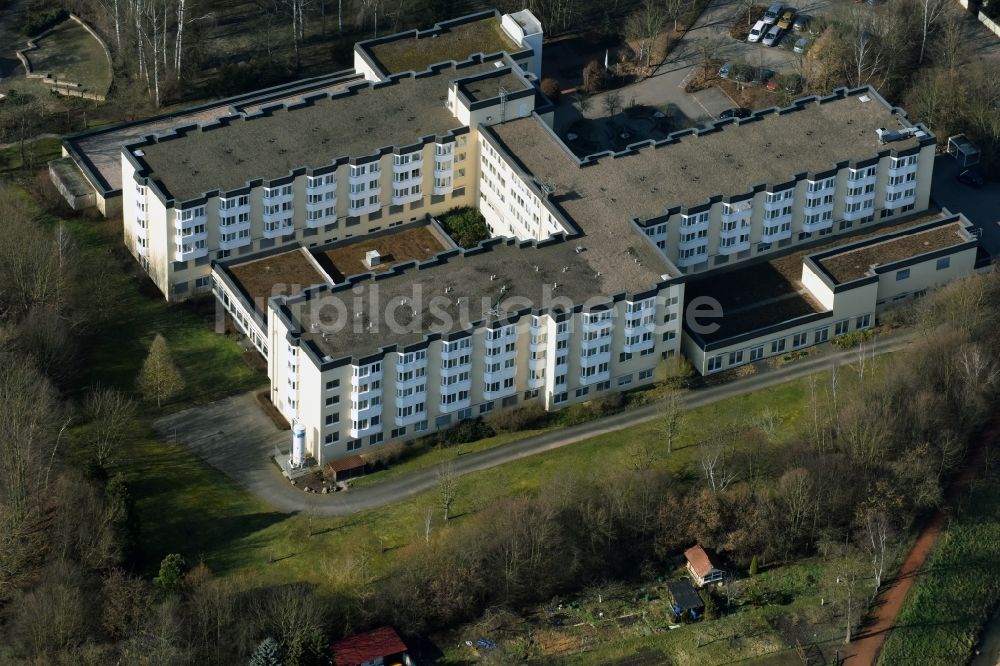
<box><xmin>53</xmin><ymin>9</ymin><xmax>988</xmax><ymax>465</ymax></box>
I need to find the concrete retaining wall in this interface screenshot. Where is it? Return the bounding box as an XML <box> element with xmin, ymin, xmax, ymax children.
<box><xmin>16</xmin><ymin>14</ymin><xmax>111</xmax><ymax>102</ymax></box>
<box><xmin>979</xmin><ymin>11</ymin><xmax>1000</xmax><ymax>37</ymax></box>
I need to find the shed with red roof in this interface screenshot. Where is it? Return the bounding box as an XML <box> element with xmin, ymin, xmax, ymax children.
<box><xmin>330</xmin><ymin>626</ymin><xmax>412</xmax><ymax>666</ymax></box>
<box><xmin>684</xmin><ymin>545</ymin><xmax>723</xmax><ymax>587</ymax></box>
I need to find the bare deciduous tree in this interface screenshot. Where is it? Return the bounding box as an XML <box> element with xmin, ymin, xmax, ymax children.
<box><xmin>699</xmin><ymin>442</ymin><xmax>737</xmax><ymax>492</ymax></box>
<box><xmin>436</xmin><ymin>464</ymin><xmax>458</xmax><ymax>521</ymax></box>
<box><xmin>85</xmin><ymin>386</ymin><xmax>137</xmax><ymax>467</ymax></box>
<box><xmin>658</xmin><ymin>387</ymin><xmax>684</xmax><ymax>453</ymax></box>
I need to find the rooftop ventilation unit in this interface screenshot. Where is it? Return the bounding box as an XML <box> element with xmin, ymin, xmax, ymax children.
<box><xmin>364</xmin><ymin>250</ymin><xmax>381</xmax><ymax>269</ymax></box>
<box><xmin>876</xmin><ymin>126</ymin><xmax>922</xmax><ymax>144</ymax></box>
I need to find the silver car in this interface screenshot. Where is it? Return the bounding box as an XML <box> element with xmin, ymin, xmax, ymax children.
<box><xmin>762</xmin><ymin>25</ymin><xmax>783</xmax><ymax>47</ymax></box>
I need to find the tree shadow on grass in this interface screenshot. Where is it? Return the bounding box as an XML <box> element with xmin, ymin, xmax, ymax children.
<box><xmin>139</xmin><ymin>510</ymin><xmax>293</xmax><ymax>575</ymax></box>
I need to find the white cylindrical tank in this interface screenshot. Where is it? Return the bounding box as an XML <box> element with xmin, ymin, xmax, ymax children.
<box><xmin>292</xmin><ymin>422</ymin><xmax>306</xmax><ymax>466</ymax></box>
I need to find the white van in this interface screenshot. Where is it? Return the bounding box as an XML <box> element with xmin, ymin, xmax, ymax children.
<box><xmin>747</xmin><ymin>19</ymin><xmax>767</xmax><ymax>43</ymax></box>
<box><xmin>763</xmin><ymin>2</ymin><xmax>783</xmax><ymax>24</ymax></box>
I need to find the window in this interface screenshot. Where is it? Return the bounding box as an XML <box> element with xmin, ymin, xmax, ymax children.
<box><xmin>749</xmin><ymin>346</ymin><xmax>764</xmax><ymax>361</ymax></box>
<box><xmin>728</xmin><ymin>350</ymin><xmax>743</xmax><ymax>365</ymax></box>
<box><xmin>771</xmin><ymin>338</ymin><xmax>786</xmax><ymax>354</ymax></box>
<box><xmin>896</xmin><ymin>268</ymin><xmax>910</xmax><ymax>281</ymax></box>
<box><xmin>707</xmin><ymin>355</ymin><xmax>724</xmax><ymax>372</ymax></box>
<box><xmin>856</xmin><ymin>314</ymin><xmax>872</xmax><ymax>329</ymax></box>
<box><xmin>638</xmin><ymin>369</ymin><xmax>654</xmax><ymax>380</ymax></box>
<box><xmin>814</xmin><ymin>328</ymin><xmax>829</xmax><ymax>344</ymax></box>
<box><xmin>835</xmin><ymin>319</ymin><xmax>850</xmax><ymax>335</ymax></box>
<box><xmin>792</xmin><ymin>332</ymin><xmax>809</xmax><ymax>348</ymax></box>
<box><xmin>936</xmin><ymin>257</ymin><xmax>950</xmax><ymax>270</ymax></box>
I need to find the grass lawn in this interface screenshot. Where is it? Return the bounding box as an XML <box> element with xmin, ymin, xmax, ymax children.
<box><xmin>125</xmin><ymin>368</ymin><xmax>822</xmax><ymax>584</ymax></box>
<box><xmin>57</xmin><ymin>215</ymin><xmax>265</xmax><ymax>410</ymax></box>
<box><xmin>0</xmin><ymin>137</ymin><xmax>62</xmax><ymax>172</ymax></box>
<box><xmin>25</xmin><ymin>19</ymin><xmax>112</xmax><ymax>95</ymax></box>
<box><xmin>877</xmin><ymin>475</ymin><xmax>1000</xmax><ymax>664</ymax></box>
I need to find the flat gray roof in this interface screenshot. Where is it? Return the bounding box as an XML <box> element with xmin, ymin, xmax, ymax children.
<box><xmin>65</xmin><ymin>71</ymin><xmax>362</xmax><ymax>194</ymax></box>
<box><xmin>285</xmin><ymin>236</ymin><xmax>658</xmax><ymax>359</ymax></box>
<box><xmin>489</xmin><ymin>89</ymin><xmax>925</xmax><ymax>222</ymax></box>
<box><xmin>134</xmin><ymin>60</ymin><xmax>507</xmax><ymax>202</ymax></box>
<box><xmin>460</xmin><ymin>70</ymin><xmax>531</xmax><ymax>102</ymax></box>
<box><xmin>362</xmin><ymin>15</ymin><xmax>520</xmax><ymax>75</ymax></box>
<box><xmin>818</xmin><ymin>221</ymin><xmax>969</xmax><ymax>283</ymax></box>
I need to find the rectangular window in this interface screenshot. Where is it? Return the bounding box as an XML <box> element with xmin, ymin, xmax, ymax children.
<box><xmin>749</xmin><ymin>346</ymin><xmax>764</xmax><ymax>361</ymax></box>
<box><xmin>896</xmin><ymin>268</ymin><xmax>910</xmax><ymax>281</ymax></box>
<box><xmin>707</xmin><ymin>355</ymin><xmax>724</xmax><ymax>372</ymax></box>
<box><xmin>936</xmin><ymin>257</ymin><xmax>950</xmax><ymax>270</ymax></box>
<box><xmin>771</xmin><ymin>338</ymin><xmax>786</xmax><ymax>354</ymax></box>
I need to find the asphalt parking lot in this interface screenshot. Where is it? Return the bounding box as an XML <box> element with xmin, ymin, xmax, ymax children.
<box><xmin>931</xmin><ymin>155</ymin><xmax>1000</xmax><ymax>257</ymax></box>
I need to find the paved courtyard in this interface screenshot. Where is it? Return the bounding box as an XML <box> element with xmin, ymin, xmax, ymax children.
<box><xmin>931</xmin><ymin>154</ymin><xmax>1000</xmax><ymax>257</ymax></box>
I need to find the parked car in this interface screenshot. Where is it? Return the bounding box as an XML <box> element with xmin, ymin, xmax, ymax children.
<box><xmin>777</xmin><ymin>9</ymin><xmax>796</xmax><ymax>30</ymax></box>
<box><xmin>956</xmin><ymin>169</ymin><xmax>985</xmax><ymax>188</ymax></box>
<box><xmin>762</xmin><ymin>25</ymin><xmax>783</xmax><ymax>47</ymax></box>
<box><xmin>719</xmin><ymin>61</ymin><xmax>732</xmax><ymax>78</ymax></box>
<box><xmin>748</xmin><ymin>19</ymin><xmax>767</xmax><ymax>43</ymax></box>
<box><xmin>793</xmin><ymin>36</ymin><xmax>809</xmax><ymax>53</ymax></box>
<box><xmin>719</xmin><ymin>107</ymin><xmax>752</xmax><ymax>119</ymax></box>
<box><xmin>793</xmin><ymin>14</ymin><xmax>811</xmax><ymax>31</ymax></box>
<box><xmin>763</xmin><ymin>2</ymin><xmax>783</xmax><ymax>24</ymax></box>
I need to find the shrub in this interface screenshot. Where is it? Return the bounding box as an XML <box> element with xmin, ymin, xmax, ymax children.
<box><xmin>540</xmin><ymin>78</ymin><xmax>561</xmax><ymax>103</ymax></box>
<box><xmin>735</xmin><ymin>363</ymin><xmax>757</xmax><ymax>377</ymax></box>
<box><xmin>583</xmin><ymin>60</ymin><xmax>605</xmax><ymax>94</ymax></box>
<box><xmin>832</xmin><ymin>329</ymin><xmax>875</xmax><ymax>349</ymax></box>
<box><xmin>22</xmin><ymin>8</ymin><xmax>67</xmax><ymax>37</ymax></box>
<box><xmin>661</xmin><ymin>355</ymin><xmax>695</xmax><ymax>389</ymax></box>
<box><xmin>485</xmin><ymin>404</ymin><xmax>550</xmax><ymax>433</ymax></box>
<box><xmin>437</xmin><ymin>207</ymin><xmax>490</xmax><ymax>248</ymax></box>
<box><xmin>438</xmin><ymin>418</ymin><xmax>495</xmax><ymax>446</ymax></box>
<box><xmin>365</xmin><ymin>441</ymin><xmax>405</xmax><ymax>468</ymax></box>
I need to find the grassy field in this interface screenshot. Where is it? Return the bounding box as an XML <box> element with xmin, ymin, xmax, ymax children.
<box><xmin>25</xmin><ymin>19</ymin><xmax>112</xmax><ymax>95</ymax></box>
<box><xmin>877</xmin><ymin>475</ymin><xmax>1000</xmax><ymax>664</ymax></box>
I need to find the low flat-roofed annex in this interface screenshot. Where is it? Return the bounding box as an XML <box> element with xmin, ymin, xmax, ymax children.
<box><xmin>362</xmin><ymin>14</ymin><xmax>520</xmax><ymax>76</ymax></box>
<box><xmin>684</xmin><ymin>210</ymin><xmax>950</xmax><ymax>343</ymax></box>
<box><xmin>817</xmin><ymin>221</ymin><xmax>970</xmax><ymax>284</ymax></box>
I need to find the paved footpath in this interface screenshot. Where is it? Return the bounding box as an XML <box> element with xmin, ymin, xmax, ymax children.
<box><xmin>156</xmin><ymin>331</ymin><xmax>916</xmax><ymax>517</ymax></box>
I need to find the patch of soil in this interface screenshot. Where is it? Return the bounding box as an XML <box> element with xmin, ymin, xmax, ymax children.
<box><xmin>684</xmin><ymin>61</ymin><xmax>723</xmax><ymax>93</ymax></box>
<box><xmin>242</xmin><ymin>350</ymin><xmax>267</xmax><ymax>373</ymax></box>
<box><xmin>731</xmin><ymin>5</ymin><xmax>767</xmax><ymax>40</ymax></box>
<box><xmin>256</xmin><ymin>390</ymin><xmax>290</xmax><ymax>430</ymax></box>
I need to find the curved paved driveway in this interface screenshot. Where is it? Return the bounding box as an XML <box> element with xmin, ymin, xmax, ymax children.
<box><xmin>155</xmin><ymin>331</ymin><xmax>915</xmax><ymax>517</ymax></box>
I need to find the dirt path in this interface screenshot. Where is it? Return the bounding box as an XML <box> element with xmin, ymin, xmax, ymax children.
<box><xmin>841</xmin><ymin>512</ymin><xmax>946</xmax><ymax>665</ymax></box>
<box><xmin>842</xmin><ymin>418</ymin><xmax>999</xmax><ymax>665</ymax></box>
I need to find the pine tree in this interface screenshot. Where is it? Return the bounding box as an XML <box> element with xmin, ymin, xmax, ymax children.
<box><xmin>749</xmin><ymin>554</ymin><xmax>759</xmax><ymax>577</ymax></box>
<box><xmin>137</xmin><ymin>334</ymin><xmax>184</xmax><ymax>407</ymax></box>
<box><xmin>249</xmin><ymin>637</ymin><xmax>284</xmax><ymax>666</ymax></box>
